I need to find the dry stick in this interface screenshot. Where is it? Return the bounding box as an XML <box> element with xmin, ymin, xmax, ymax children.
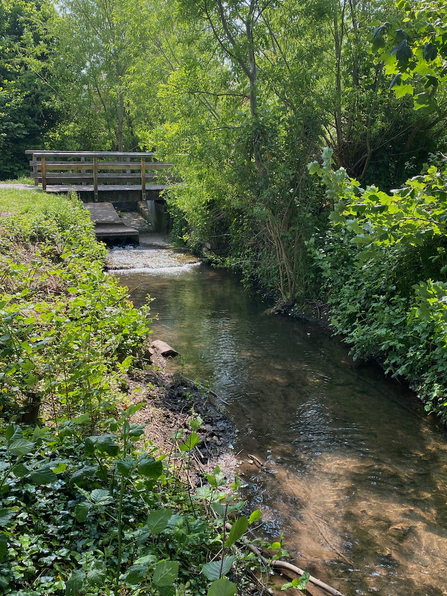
<box><xmin>223</xmin><ymin>523</ymin><xmax>346</xmax><ymax>596</ymax></box>
<box><xmin>247</xmin><ymin>453</ymin><xmax>263</xmax><ymax>467</ymax></box>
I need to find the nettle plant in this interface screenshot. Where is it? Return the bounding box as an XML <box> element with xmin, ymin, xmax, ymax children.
<box><xmin>308</xmin><ymin>148</ymin><xmax>447</xmax><ymax>421</ymax></box>
<box><xmin>0</xmin><ymin>408</ymin><xmax>262</xmax><ymax>595</ymax></box>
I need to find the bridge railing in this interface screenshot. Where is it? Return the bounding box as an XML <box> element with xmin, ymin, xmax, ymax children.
<box><xmin>25</xmin><ymin>151</ymin><xmax>173</xmax><ymax>202</ymax></box>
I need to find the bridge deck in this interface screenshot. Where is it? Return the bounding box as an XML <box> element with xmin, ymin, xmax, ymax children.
<box><xmin>83</xmin><ymin>202</ymin><xmax>139</xmax><ymax>241</ymax></box>
<box><xmin>45</xmin><ymin>184</ymin><xmax>170</xmax><ymax>194</ymax></box>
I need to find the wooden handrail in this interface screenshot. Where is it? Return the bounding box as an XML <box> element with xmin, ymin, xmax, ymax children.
<box><xmin>27</xmin><ymin>150</ymin><xmax>173</xmax><ymax>202</ymax></box>
<box><xmin>26</xmin><ymin>150</ymin><xmax>156</xmax><ymax>158</ymax></box>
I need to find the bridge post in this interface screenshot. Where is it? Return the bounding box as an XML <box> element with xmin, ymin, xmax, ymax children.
<box><xmin>41</xmin><ymin>156</ymin><xmax>47</xmax><ymax>191</ymax></box>
<box><xmin>141</xmin><ymin>157</ymin><xmax>146</xmax><ymax>202</ymax></box>
<box><xmin>93</xmin><ymin>157</ymin><xmax>98</xmax><ymax>202</ymax></box>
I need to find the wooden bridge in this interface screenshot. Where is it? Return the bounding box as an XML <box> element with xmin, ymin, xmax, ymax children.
<box><xmin>26</xmin><ymin>150</ymin><xmax>173</xmax><ymax>203</ymax></box>
<box><xmin>26</xmin><ymin>150</ymin><xmax>175</xmax><ymax>240</ymax></box>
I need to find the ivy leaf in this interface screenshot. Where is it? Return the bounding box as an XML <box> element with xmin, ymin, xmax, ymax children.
<box><xmin>0</xmin><ymin>533</ymin><xmax>7</xmax><ymax>559</ymax></box>
<box><xmin>152</xmin><ymin>560</ymin><xmax>179</xmax><ymax>587</ymax></box>
<box><xmin>207</xmin><ymin>578</ymin><xmax>237</xmax><ymax>596</ymax></box>
<box><xmin>0</xmin><ymin>509</ymin><xmax>14</xmax><ymax>527</ymax></box>
<box><xmin>147</xmin><ymin>509</ymin><xmax>172</xmax><ymax>534</ymax></box>
<box><xmin>202</xmin><ymin>556</ymin><xmax>235</xmax><ymax>580</ymax></box>
<box><xmin>224</xmin><ymin>517</ymin><xmax>249</xmax><ymax>547</ymax></box>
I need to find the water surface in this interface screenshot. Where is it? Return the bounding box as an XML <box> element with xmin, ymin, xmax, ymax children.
<box><xmin>118</xmin><ymin>262</ymin><xmax>447</xmax><ymax>596</ymax></box>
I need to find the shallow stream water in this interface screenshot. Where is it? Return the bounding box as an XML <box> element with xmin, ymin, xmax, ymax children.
<box><xmin>115</xmin><ymin>251</ymin><xmax>447</xmax><ymax>596</ymax></box>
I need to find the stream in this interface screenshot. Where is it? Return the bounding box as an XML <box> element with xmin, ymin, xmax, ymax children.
<box><xmin>113</xmin><ymin>248</ymin><xmax>447</xmax><ymax>596</ymax></box>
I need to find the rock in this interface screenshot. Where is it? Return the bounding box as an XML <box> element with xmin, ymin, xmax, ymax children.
<box><xmin>152</xmin><ymin>340</ymin><xmax>179</xmax><ymax>357</ymax></box>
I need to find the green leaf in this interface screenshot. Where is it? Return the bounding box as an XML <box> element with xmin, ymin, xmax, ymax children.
<box><xmin>90</xmin><ymin>489</ymin><xmax>113</xmax><ymax>505</ymax></box>
<box><xmin>13</xmin><ymin>463</ymin><xmax>30</xmax><ymax>478</ymax></box>
<box><xmin>69</xmin><ymin>465</ymin><xmax>97</xmax><ymax>486</ymax></box>
<box><xmin>32</xmin><ymin>426</ymin><xmax>49</xmax><ymax>441</ymax></box>
<box><xmin>224</xmin><ymin>517</ymin><xmax>249</xmax><ymax>547</ymax></box>
<box><xmin>296</xmin><ymin>572</ymin><xmax>311</xmax><ymax>589</ymax></box>
<box><xmin>0</xmin><ymin>533</ymin><xmax>7</xmax><ymax>559</ymax></box>
<box><xmin>5</xmin><ymin>425</ymin><xmax>15</xmax><ymax>441</ymax></box>
<box><xmin>147</xmin><ymin>509</ymin><xmax>172</xmax><ymax>534</ymax></box>
<box><xmin>422</xmin><ymin>42</ymin><xmax>438</xmax><ymax>62</ymax></box>
<box><xmin>124</xmin><ymin>402</ymin><xmax>144</xmax><ymax>417</ymax></box>
<box><xmin>179</xmin><ymin>431</ymin><xmax>200</xmax><ymax>451</ymax></box>
<box><xmin>116</xmin><ymin>458</ymin><xmax>134</xmax><ymax>477</ymax></box>
<box><xmin>391</xmin><ymin>39</ymin><xmax>412</xmax><ymax>62</ymax></box>
<box><xmin>248</xmin><ymin>509</ymin><xmax>262</xmax><ymax>524</ymax></box>
<box><xmin>152</xmin><ymin>560</ymin><xmax>179</xmax><ymax>587</ymax></box>
<box><xmin>86</xmin><ymin>562</ymin><xmax>107</xmax><ymax>586</ymax></box>
<box><xmin>129</xmin><ymin>424</ymin><xmax>146</xmax><ymax>438</ymax></box>
<box><xmin>75</xmin><ymin>502</ymin><xmax>91</xmax><ymax>522</ymax></box>
<box><xmin>72</xmin><ymin>414</ymin><xmax>90</xmax><ymax>425</ymax></box>
<box><xmin>95</xmin><ymin>435</ymin><xmax>119</xmax><ymax>456</ymax></box>
<box><xmin>207</xmin><ymin>578</ymin><xmax>237</xmax><ymax>596</ymax></box>
<box><xmin>138</xmin><ymin>457</ymin><xmax>163</xmax><ymax>479</ymax></box>
<box><xmin>0</xmin><ymin>509</ymin><xmax>14</xmax><ymax>527</ymax></box>
<box><xmin>52</xmin><ymin>462</ymin><xmax>67</xmax><ymax>474</ymax></box>
<box><xmin>9</xmin><ymin>439</ymin><xmax>34</xmax><ymax>456</ymax></box>
<box><xmin>372</xmin><ymin>23</ymin><xmax>390</xmax><ymax>42</ymax></box>
<box><xmin>189</xmin><ymin>415</ymin><xmax>203</xmax><ymax>431</ymax></box>
<box><xmin>65</xmin><ymin>569</ymin><xmax>85</xmax><ymax>596</ymax></box>
<box><xmin>202</xmin><ymin>556</ymin><xmax>235</xmax><ymax>580</ymax></box>
<box><xmin>30</xmin><ymin>464</ymin><xmax>57</xmax><ymax>485</ymax></box>
<box><xmin>123</xmin><ymin>564</ymin><xmax>148</xmax><ymax>585</ymax></box>
<box><xmin>307</xmin><ymin>161</ymin><xmax>321</xmax><ymax>175</ymax></box>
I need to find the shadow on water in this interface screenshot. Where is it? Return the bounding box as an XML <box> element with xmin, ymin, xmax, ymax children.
<box><xmin>118</xmin><ymin>263</ymin><xmax>447</xmax><ymax>596</ymax></box>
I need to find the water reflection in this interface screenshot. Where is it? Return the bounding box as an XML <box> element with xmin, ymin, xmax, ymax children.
<box><xmin>118</xmin><ymin>264</ymin><xmax>447</xmax><ymax>596</ymax></box>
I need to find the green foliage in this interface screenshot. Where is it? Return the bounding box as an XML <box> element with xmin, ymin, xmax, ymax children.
<box><xmin>0</xmin><ymin>416</ymin><xmax>214</xmax><ymax>594</ymax></box>
<box><xmin>0</xmin><ymin>410</ymin><xmax>268</xmax><ymax>594</ymax></box>
<box><xmin>309</xmin><ymin>148</ymin><xmax>447</xmax><ymax>422</ymax></box>
<box><xmin>281</xmin><ymin>572</ymin><xmax>310</xmax><ymax>591</ymax></box>
<box><xmin>0</xmin><ymin>194</ymin><xmax>150</xmax><ymax>422</ymax></box>
<box><xmin>372</xmin><ymin>0</ymin><xmax>447</xmax><ymax>113</ymax></box>
<box><xmin>0</xmin><ymin>0</ymin><xmax>58</xmax><ymax>179</ymax></box>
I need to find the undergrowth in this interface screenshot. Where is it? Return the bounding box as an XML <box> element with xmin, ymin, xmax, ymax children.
<box><xmin>0</xmin><ymin>192</ymin><xmax>300</xmax><ymax>596</ymax></box>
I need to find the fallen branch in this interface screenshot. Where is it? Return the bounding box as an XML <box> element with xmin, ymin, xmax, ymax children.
<box><xmin>225</xmin><ymin>523</ymin><xmax>346</xmax><ymax>596</ymax></box>
<box><xmin>247</xmin><ymin>453</ymin><xmax>263</xmax><ymax>467</ymax></box>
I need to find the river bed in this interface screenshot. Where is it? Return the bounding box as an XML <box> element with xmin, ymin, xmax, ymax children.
<box><xmin>114</xmin><ymin>248</ymin><xmax>447</xmax><ymax>596</ymax></box>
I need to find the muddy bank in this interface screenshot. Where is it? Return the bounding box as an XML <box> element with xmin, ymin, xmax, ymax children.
<box><xmin>127</xmin><ymin>352</ymin><xmax>237</xmax><ymax>485</ymax></box>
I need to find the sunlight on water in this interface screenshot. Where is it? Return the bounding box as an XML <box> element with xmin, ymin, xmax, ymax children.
<box><xmin>117</xmin><ymin>263</ymin><xmax>447</xmax><ymax>596</ymax></box>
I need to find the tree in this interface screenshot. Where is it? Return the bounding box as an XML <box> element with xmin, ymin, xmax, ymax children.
<box><xmin>373</xmin><ymin>0</ymin><xmax>447</xmax><ymax>114</ymax></box>
<box><xmin>0</xmin><ymin>0</ymin><xmax>57</xmax><ymax>179</ymax></box>
<box><xmin>53</xmin><ymin>0</ymin><xmax>143</xmax><ymax>151</ymax></box>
